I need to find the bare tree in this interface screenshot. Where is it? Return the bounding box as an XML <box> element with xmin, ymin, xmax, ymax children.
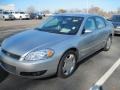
<box><xmin>26</xmin><ymin>6</ymin><xmax>36</xmax><ymax>14</ymax></box>
<box><xmin>42</xmin><ymin>10</ymin><xmax>50</xmax><ymax>14</ymax></box>
<box><xmin>57</xmin><ymin>9</ymin><xmax>67</xmax><ymax>13</ymax></box>
<box><xmin>88</xmin><ymin>6</ymin><xmax>110</xmax><ymax>17</ymax></box>
<box><xmin>69</xmin><ymin>9</ymin><xmax>82</xmax><ymax>13</ymax></box>
<box><xmin>88</xmin><ymin>6</ymin><xmax>101</xmax><ymax>14</ymax></box>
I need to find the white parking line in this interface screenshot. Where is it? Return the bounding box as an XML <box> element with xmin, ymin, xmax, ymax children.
<box><xmin>90</xmin><ymin>58</ymin><xmax>120</xmax><ymax>90</ymax></box>
<box><xmin>96</xmin><ymin>58</ymin><xmax>120</xmax><ymax>86</ymax></box>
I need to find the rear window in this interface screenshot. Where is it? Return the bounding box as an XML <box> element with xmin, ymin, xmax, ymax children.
<box><xmin>20</xmin><ymin>12</ymin><xmax>25</xmax><ymax>14</ymax></box>
<box><xmin>10</xmin><ymin>12</ymin><xmax>14</xmax><ymax>14</ymax></box>
<box><xmin>3</xmin><ymin>12</ymin><xmax>9</xmax><ymax>14</ymax></box>
<box><xmin>95</xmin><ymin>17</ymin><xmax>106</xmax><ymax>29</ymax></box>
<box><xmin>15</xmin><ymin>12</ymin><xmax>19</xmax><ymax>14</ymax></box>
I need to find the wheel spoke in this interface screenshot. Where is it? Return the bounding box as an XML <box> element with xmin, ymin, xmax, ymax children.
<box><xmin>62</xmin><ymin>54</ymin><xmax>76</xmax><ymax>76</ymax></box>
<box><xmin>106</xmin><ymin>38</ymin><xmax>111</xmax><ymax>49</ymax></box>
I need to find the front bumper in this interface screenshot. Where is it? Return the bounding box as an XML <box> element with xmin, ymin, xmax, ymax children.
<box><xmin>114</xmin><ymin>27</ymin><xmax>120</xmax><ymax>34</ymax></box>
<box><xmin>0</xmin><ymin>48</ymin><xmax>59</xmax><ymax>78</ymax></box>
<box><xmin>22</xmin><ymin>16</ymin><xmax>30</xmax><ymax>19</ymax></box>
<box><xmin>4</xmin><ymin>15</ymin><xmax>15</xmax><ymax>20</ymax></box>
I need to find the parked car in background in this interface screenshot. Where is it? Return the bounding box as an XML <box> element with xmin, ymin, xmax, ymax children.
<box><xmin>45</xmin><ymin>13</ymin><xmax>53</xmax><ymax>16</ymax></box>
<box><xmin>10</xmin><ymin>11</ymin><xmax>30</xmax><ymax>20</ymax></box>
<box><xmin>30</xmin><ymin>12</ymin><xmax>43</xmax><ymax>19</ymax></box>
<box><xmin>40</xmin><ymin>12</ymin><xmax>45</xmax><ymax>17</ymax></box>
<box><xmin>0</xmin><ymin>13</ymin><xmax>113</xmax><ymax>79</ymax></box>
<box><xmin>109</xmin><ymin>15</ymin><xmax>120</xmax><ymax>34</ymax></box>
<box><xmin>0</xmin><ymin>10</ymin><xmax>15</xmax><ymax>20</ymax></box>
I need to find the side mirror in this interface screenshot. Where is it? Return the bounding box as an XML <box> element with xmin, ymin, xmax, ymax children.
<box><xmin>84</xmin><ymin>29</ymin><xmax>93</xmax><ymax>33</ymax></box>
<box><xmin>107</xmin><ymin>19</ymin><xmax>112</xmax><ymax>21</ymax></box>
<box><xmin>82</xmin><ymin>28</ymin><xmax>93</xmax><ymax>34</ymax></box>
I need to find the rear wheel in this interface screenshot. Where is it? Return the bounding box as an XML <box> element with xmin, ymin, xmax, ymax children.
<box><xmin>58</xmin><ymin>50</ymin><xmax>77</xmax><ymax>78</ymax></box>
<box><xmin>103</xmin><ymin>36</ymin><xmax>112</xmax><ymax>51</ymax></box>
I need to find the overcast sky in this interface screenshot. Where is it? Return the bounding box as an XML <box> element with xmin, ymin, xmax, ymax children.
<box><xmin>0</xmin><ymin>0</ymin><xmax>120</xmax><ymax>12</ymax></box>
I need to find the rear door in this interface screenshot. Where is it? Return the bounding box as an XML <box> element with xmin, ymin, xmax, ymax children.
<box><xmin>94</xmin><ymin>16</ymin><xmax>109</xmax><ymax>49</ymax></box>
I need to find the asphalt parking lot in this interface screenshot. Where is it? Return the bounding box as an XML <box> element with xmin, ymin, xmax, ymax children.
<box><xmin>0</xmin><ymin>19</ymin><xmax>120</xmax><ymax>90</ymax></box>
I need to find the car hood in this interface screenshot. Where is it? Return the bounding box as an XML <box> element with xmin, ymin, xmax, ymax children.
<box><xmin>1</xmin><ymin>29</ymin><xmax>71</xmax><ymax>56</ymax></box>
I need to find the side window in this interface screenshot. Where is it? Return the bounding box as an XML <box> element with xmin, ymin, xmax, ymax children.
<box><xmin>84</xmin><ymin>18</ymin><xmax>96</xmax><ymax>30</ymax></box>
<box><xmin>95</xmin><ymin>17</ymin><xmax>106</xmax><ymax>29</ymax></box>
<box><xmin>42</xmin><ymin>17</ymin><xmax>59</xmax><ymax>28</ymax></box>
<box><xmin>15</xmin><ymin>12</ymin><xmax>19</xmax><ymax>14</ymax></box>
<box><xmin>82</xmin><ymin>18</ymin><xmax>96</xmax><ymax>34</ymax></box>
<box><xmin>0</xmin><ymin>11</ymin><xmax>2</xmax><ymax>14</ymax></box>
<box><xmin>0</xmin><ymin>10</ymin><xmax>2</xmax><ymax>14</ymax></box>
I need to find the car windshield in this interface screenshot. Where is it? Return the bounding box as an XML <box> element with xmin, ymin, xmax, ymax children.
<box><xmin>112</xmin><ymin>15</ymin><xmax>120</xmax><ymax>22</ymax></box>
<box><xmin>3</xmin><ymin>12</ymin><xmax>9</xmax><ymax>14</ymax></box>
<box><xmin>35</xmin><ymin>16</ymin><xmax>84</xmax><ymax>35</ymax></box>
<box><xmin>20</xmin><ymin>12</ymin><xmax>25</xmax><ymax>14</ymax></box>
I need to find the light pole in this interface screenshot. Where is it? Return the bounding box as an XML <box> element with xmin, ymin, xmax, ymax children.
<box><xmin>86</xmin><ymin>0</ymin><xmax>88</xmax><ymax>13</ymax></box>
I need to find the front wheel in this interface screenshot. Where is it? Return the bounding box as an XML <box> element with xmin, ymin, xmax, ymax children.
<box><xmin>103</xmin><ymin>36</ymin><xmax>112</xmax><ymax>51</ymax></box>
<box><xmin>2</xmin><ymin>16</ymin><xmax>6</xmax><ymax>21</ymax></box>
<box><xmin>19</xmin><ymin>16</ymin><xmax>22</xmax><ymax>20</ymax></box>
<box><xmin>57</xmin><ymin>50</ymin><xmax>77</xmax><ymax>78</ymax></box>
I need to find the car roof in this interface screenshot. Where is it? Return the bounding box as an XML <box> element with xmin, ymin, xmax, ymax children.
<box><xmin>54</xmin><ymin>13</ymin><xmax>100</xmax><ymax>18</ymax></box>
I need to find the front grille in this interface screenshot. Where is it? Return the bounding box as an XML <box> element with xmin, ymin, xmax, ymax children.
<box><xmin>20</xmin><ymin>70</ymin><xmax>47</xmax><ymax>76</ymax></box>
<box><xmin>1</xmin><ymin>49</ymin><xmax>21</xmax><ymax>60</ymax></box>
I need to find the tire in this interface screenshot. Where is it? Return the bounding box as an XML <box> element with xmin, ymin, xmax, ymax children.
<box><xmin>58</xmin><ymin>50</ymin><xmax>77</xmax><ymax>78</ymax></box>
<box><xmin>36</xmin><ymin>16</ymin><xmax>39</xmax><ymax>19</ymax></box>
<box><xmin>2</xmin><ymin>16</ymin><xmax>6</xmax><ymax>21</ymax></box>
<box><xmin>103</xmin><ymin>36</ymin><xmax>112</xmax><ymax>51</ymax></box>
<box><xmin>19</xmin><ymin>16</ymin><xmax>22</xmax><ymax>20</ymax></box>
<box><xmin>39</xmin><ymin>16</ymin><xmax>42</xmax><ymax>19</ymax></box>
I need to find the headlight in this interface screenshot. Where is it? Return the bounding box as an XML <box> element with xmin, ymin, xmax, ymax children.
<box><xmin>24</xmin><ymin>49</ymin><xmax>54</xmax><ymax>61</ymax></box>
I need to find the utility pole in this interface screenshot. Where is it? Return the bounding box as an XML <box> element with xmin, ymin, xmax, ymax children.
<box><xmin>86</xmin><ymin>0</ymin><xmax>88</xmax><ymax>13</ymax></box>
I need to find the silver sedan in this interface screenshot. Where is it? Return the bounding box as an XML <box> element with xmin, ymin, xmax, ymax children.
<box><xmin>0</xmin><ymin>13</ymin><xmax>113</xmax><ymax>79</ymax></box>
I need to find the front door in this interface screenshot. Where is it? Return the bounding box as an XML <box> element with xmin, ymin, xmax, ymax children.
<box><xmin>79</xmin><ymin>17</ymin><xmax>98</xmax><ymax>58</ymax></box>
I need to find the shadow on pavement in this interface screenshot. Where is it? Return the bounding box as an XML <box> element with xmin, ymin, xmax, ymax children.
<box><xmin>76</xmin><ymin>49</ymin><xmax>102</xmax><ymax>70</ymax></box>
<box><xmin>0</xmin><ymin>66</ymin><xmax>9</xmax><ymax>83</ymax></box>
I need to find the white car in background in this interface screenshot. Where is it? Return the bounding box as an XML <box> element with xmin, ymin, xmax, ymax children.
<box><xmin>10</xmin><ymin>11</ymin><xmax>30</xmax><ymax>20</ymax></box>
<box><xmin>0</xmin><ymin>10</ymin><xmax>15</xmax><ymax>20</ymax></box>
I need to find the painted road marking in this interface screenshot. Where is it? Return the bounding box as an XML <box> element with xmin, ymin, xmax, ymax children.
<box><xmin>90</xmin><ymin>58</ymin><xmax>120</xmax><ymax>90</ymax></box>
